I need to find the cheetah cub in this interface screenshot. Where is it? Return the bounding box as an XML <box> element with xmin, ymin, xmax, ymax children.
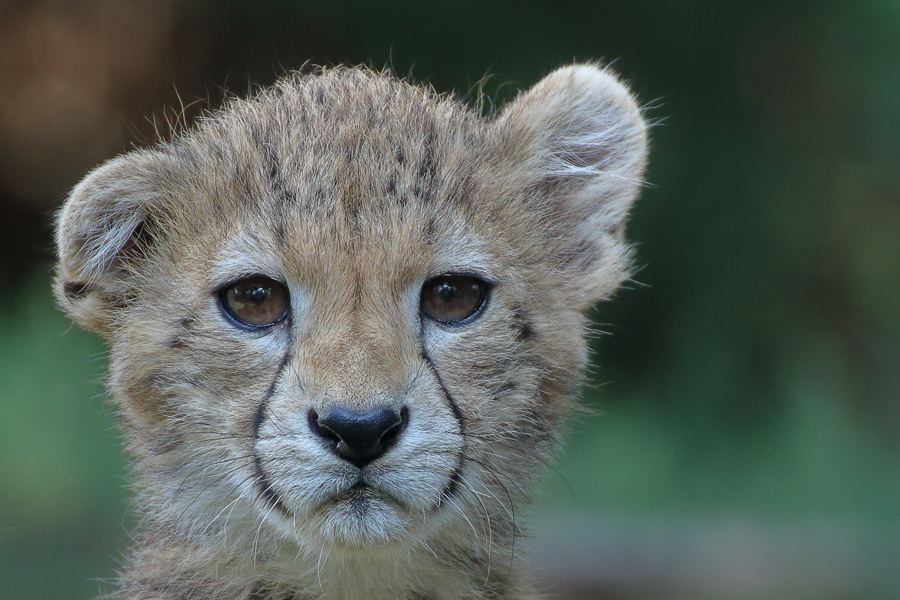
<box><xmin>55</xmin><ymin>65</ymin><xmax>648</xmax><ymax>600</ymax></box>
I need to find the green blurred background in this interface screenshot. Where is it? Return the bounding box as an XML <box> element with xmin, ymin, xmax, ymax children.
<box><xmin>1</xmin><ymin>1</ymin><xmax>898</xmax><ymax>598</ymax></box>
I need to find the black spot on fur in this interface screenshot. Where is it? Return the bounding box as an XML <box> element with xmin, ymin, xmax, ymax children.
<box><xmin>247</xmin><ymin>585</ymin><xmax>266</xmax><ymax>600</ymax></box>
<box><xmin>418</xmin><ymin>122</ymin><xmax>437</xmax><ymax>180</ymax></box>
<box><xmin>63</xmin><ymin>281</ymin><xmax>89</xmax><ymax>300</ymax></box>
<box><xmin>262</xmin><ymin>144</ymin><xmax>288</xmax><ymax>199</ymax></box>
<box><xmin>166</xmin><ymin>316</ymin><xmax>194</xmax><ymax>349</ymax></box>
<box><xmin>247</xmin><ymin>583</ymin><xmax>306</xmax><ymax>600</ymax></box>
<box><xmin>481</xmin><ymin>578</ymin><xmax>511</xmax><ymax>600</ymax></box>
<box><xmin>414</xmin><ymin>121</ymin><xmax>440</xmax><ymax>202</ymax></box>
<box><xmin>450</xmin><ymin>174</ymin><xmax>475</xmax><ymax>207</ymax></box>
<box><xmin>240</xmin><ymin>173</ymin><xmax>255</xmax><ymax>202</ymax></box>
<box><xmin>425</xmin><ymin>217</ymin><xmax>437</xmax><ymax>243</ymax></box>
<box><xmin>496</xmin><ymin>380</ymin><xmax>518</xmax><ymax>394</ymax></box>
<box><xmin>521</xmin><ymin>405</ymin><xmax>557</xmax><ymax>447</ymax></box>
<box><xmin>396</xmin><ymin>147</ymin><xmax>405</xmax><ymax>164</ymax></box>
<box><xmin>385</xmin><ymin>174</ymin><xmax>396</xmax><ymax>195</ymax></box>
<box><xmin>511</xmin><ymin>307</ymin><xmax>535</xmax><ymax>340</ymax></box>
<box><xmin>281</xmin><ymin>189</ymin><xmax>297</xmax><ymax>204</ymax></box>
<box><xmin>602</xmin><ymin>221</ymin><xmax>624</xmax><ymax>237</ymax></box>
<box><xmin>210</xmin><ymin>140</ymin><xmax>225</xmax><ymax>160</ymax></box>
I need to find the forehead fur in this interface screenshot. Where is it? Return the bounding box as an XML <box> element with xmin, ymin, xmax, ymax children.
<box><xmin>143</xmin><ymin>68</ymin><xmax>507</xmax><ymax>286</ymax></box>
<box><xmin>175</xmin><ymin>67</ymin><xmax>486</xmax><ymax>221</ymax></box>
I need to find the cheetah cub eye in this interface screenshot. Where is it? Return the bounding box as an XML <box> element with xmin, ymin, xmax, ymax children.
<box><xmin>218</xmin><ymin>275</ymin><xmax>290</xmax><ymax>328</ymax></box>
<box><xmin>420</xmin><ymin>274</ymin><xmax>491</xmax><ymax>324</ymax></box>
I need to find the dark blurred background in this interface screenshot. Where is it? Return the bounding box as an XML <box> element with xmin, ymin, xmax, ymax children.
<box><xmin>1</xmin><ymin>1</ymin><xmax>898</xmax><ymax>598</ymax></box>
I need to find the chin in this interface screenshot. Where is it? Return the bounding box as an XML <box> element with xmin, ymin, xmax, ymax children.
<box><xmin>317</xmin><ymin>488</ymin><xmax>418</xmax><ymax>549</ymax></box>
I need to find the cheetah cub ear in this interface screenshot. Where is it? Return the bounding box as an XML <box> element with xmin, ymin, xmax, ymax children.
<box><xmin>493</xmin><ymin>64</ymin><xmax>649</xmax><ymax>306</ymax></box>
<box><xmin>54</xmin><ymin>150</ymin><xmax>171</xmax><ymax>334</ymax></box>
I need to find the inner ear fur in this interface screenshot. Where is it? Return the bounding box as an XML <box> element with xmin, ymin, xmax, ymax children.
<box><xmin>55</xmin><ymin>150</ymin><xmax>170</xmax><ymax>333</ymax></box>
<box><xmin>492</xmin><ymin>64</ymin><xmax>649</xmax><ymax>306</ymax></box>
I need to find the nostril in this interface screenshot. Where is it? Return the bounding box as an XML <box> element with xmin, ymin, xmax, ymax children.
<box><xmin>308</xmin><ymin>408</ymin><xmax>340</xmax><ymax>445</ymax></box>
<box><xmin>309</xmin><ymin>406</ymin><xmax>408</xmax><ymax>467</ymax></box>
<box><xmin>380</xmin><ymin>406</ymin><xmax>409</xmax><ymax>446</ymax></box>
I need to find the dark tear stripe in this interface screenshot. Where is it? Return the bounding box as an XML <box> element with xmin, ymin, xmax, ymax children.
<box><xmin>438</xmin><ymin>467</ymin><xmax>463</xmax><ymax>509</ymax></box>
<box><xmin>420</xmin><ymin>348</ymin><xmax>464</xmax><ymax>432</ymax></box>
<box><xmin>420</xmin><ymin>346</ymin><xmax>466</xmax><ymax>509</ymax></box>
<box><xmin>251</xmin><ymin>350</ymin><xmax>293</xmax><ymax>516</ymax></box>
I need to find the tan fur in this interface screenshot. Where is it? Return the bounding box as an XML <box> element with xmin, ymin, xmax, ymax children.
<box><xmin>55</xmin><ymin>64</ymin><xmax>648</xmax><ymax>600</ymax></box>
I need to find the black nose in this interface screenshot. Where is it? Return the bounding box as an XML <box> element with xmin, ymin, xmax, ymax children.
<box><xmin>309</xmin><ymin>406</ymin><xmax>408</xmax><ymax>467</ymax></box>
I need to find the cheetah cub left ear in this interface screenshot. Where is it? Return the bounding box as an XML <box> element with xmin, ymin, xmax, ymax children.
<box><xmin>492</xmin><ymin>64</ymin><xmax>648</xmax><ymax>306</ymax></box>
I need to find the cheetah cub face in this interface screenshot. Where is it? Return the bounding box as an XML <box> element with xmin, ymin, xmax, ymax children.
<box><xmin>56</xmin><ymin>65</ymin><xmax>646</xmax><ymax>598</ymax></box>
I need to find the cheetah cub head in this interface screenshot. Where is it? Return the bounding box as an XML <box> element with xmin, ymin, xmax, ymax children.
<box><xmin>56</xmin><ymin>65</ymin><xmax>647</xmax><ymax>598</ymax></box>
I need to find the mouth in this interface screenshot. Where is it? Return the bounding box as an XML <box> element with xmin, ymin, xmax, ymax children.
<box><xmin>250</xmin><ymin>458</ymin><xmax>465</xmax><ymax>548</ymax></box>
<box><xmin>252</xmin><ymin>454</ymin><xmax>404</xmax><ymax>520</ymax></box>
<box><xmin>253</xmin><ymin>448</ymin><xmax>465</xmax><ymax>525</ymax></box>
<box><xmin>317</xmin><ymin>481</ymin><xmax>402</xmax><ymax>514</ymax></box>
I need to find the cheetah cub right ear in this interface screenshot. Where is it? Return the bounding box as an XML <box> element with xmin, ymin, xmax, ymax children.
<box><xmin>492</xmin><ymin>64</ymin><xmax>648</xmax><ymax>306</ymax></box>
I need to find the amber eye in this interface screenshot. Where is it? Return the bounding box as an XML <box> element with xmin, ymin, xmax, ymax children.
<box><xmin>218</xmin><ymin>276</ymin><xmax>289</xmax><ymax>328</ymax></box>
<box><xmin>420</xmin><ymin>274</ymin><xmax>490</xmax><ymax>324</ymax></box>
